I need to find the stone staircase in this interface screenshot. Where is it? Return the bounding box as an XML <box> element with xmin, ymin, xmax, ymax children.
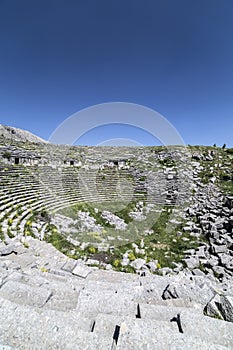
<box><xmin>0</xmin><ymin>238</ymin><xmax>232</xmax><ymax>350</ymax></box>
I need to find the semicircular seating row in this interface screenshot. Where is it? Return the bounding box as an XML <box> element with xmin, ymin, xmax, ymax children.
<box><xmin>0</xmin><ymin>165</ymin><xmax>149</xmax><ymax>241</ymax></box>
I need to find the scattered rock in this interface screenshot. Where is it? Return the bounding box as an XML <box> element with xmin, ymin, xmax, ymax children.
<box><xmin>205</xmin><ymin>294</ymin><xmax>233</xmax><ymax>322</ymax></box>
<box><xmin>130</xmin><ymin>258</ymin><xmax>147</xmax><ymax>270</ymax></box>
<box><xmin>72</xmin><ymin>265</ymin><xmax>91</xmax><ymax>278</ymax></box>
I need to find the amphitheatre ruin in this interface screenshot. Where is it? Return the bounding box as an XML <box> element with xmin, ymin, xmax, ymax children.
<box><xmin>0</xmin><ymin>124</ymin><xmax>232</xmax><ymax>349</ymax></box>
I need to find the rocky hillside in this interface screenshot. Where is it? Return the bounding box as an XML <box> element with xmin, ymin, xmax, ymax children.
<box><xmin>0</xmin><ymin>124</ymin><xmax>48</xmax><ymax>144</ymax></box>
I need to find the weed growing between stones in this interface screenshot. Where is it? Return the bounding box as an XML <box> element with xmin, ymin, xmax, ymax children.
<box><xmin>49</xmin><ymin>202</ymin><xmax>203</xmax><ymax>272</ymax></box>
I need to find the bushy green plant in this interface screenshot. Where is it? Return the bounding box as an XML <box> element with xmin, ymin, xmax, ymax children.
<box><xmin>7</xmin><ymin>218</ymin><xmax>13</xmax><ymax>226</ymax></box>
<box><xmin>88</xmin><ymin>246</ymin><xmax>96</xmax><ymax>254</ymax></box>
<box><xmin>2</xmin><ymin>151</ymin><xmax>11</xmax><ymax>160</ymax></box>
<box><xmin>113</xmin><ymin>259</ymin><xmax>121</xmax><ymax>268</ymax></box>
<box><xmin>128</xmin><ymin>252</ymin><xmax>136</xmax><ymax>261</ymax></box>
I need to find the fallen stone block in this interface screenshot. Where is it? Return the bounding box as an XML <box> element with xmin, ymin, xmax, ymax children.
<box><xmin>212</xmin><ymin>244</ymin><xmax>228</xmax><ymax>254</ymax></box>
<box><xmin>0</xmin><ymin>245</ymin><xmax>17</xmax><ymax>257</ymax></box>
<box><xmin>72</xmin><ymin>264</ymin><xmax>91</xmax><ymax>278</ymax></box>
<box><xmin>219</xmin><ymin>295</ymin><xmax>233</xmax><ymax>322</ymax></box>
<box><xmin>61</xmin><ymin>258</ymin><xmax>77</xmax><ymax>272</ymax></box>
<box><xmin>204</xmin><ymin>294</ymin><xmax>224</xmax><ymax>320</ymax></box>
<box><xmin>162</xmin><ymin>278</ymin><xmax>216</xmax><ymax>306</ymax></box>
<box><xmin>219</xmin><ymin>254</ymin><xmax>233</xmax><ymax>270</ymax></box>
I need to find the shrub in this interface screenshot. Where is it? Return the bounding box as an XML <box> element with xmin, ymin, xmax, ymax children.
<box><xmin>113</xmin><ymin>259</ymin><xmax>121</xmax><ymax>267</ymax></box>
<box><xmin>226</xmin><ymin>148</ymin><xmax>233</xmax><ymax>154</ymax></box>
<box><xmin>88</xmin><ymin>246</ymin><xmax>96</xmax><ymax>254</ymax></box>
<box><xmin>2</xmin><ymin>151</ymin><xmax>11</xmax><ymax>159</ymax></box>
<box><xmin>7</xmin><ymin>218</ymin><xmax>13</xmax><ymax>226</ymax></box>
<box><xmin>40</xmin><ymin>266</ymin><xmax>48</xmax><ymax>272</ymax></box>
<box><xmin>128</xmin><ymin>252</ymin><xmax>136</xmax><ymax>261</ymax></box>
<box><xmin>26</xmin><ymin>220</ymin><xmax>32</xmax><ymax>227</ymax></box>
<box><xmin>7</xmin><ymin>228</ymin><xmax>14</xmax><ymax>238</ymax></box>
<box><xmin>23</xmin><ymin>241</ymin><xmax>29</xmax><ymax>248</ymax></box>
<box><xmin>220</xmin><ymin>173</ymin><xmax>231</xmax><ymax>181</ymax></box>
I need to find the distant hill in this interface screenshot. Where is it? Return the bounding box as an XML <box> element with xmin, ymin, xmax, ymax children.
<box><xmin>0</xmin><ymin>124</ymin><xmax>49</xmax><ymax>144</ymax></box>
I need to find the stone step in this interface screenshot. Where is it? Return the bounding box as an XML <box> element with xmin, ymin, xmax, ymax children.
<box><xmin>0</xmin><ymin>280</ymin><xmax>52</xmax><ymax>307</ymax></box>
<box><xmin>112</xmin><ymin>304</ymin><xmax>233</xmax><ymax>349</ymax></box>
<box><xmin>86</xmin><ymin>269</ymin><xmax>140</xmax><ymax>285</ymax></box>
<box><xmin>0</xmin><ymin>297</ymin><xmax>111</xmax><ymax>350</ymax></box>
<box><xmin>0</xmin><ymin>345</ymin><xmax>17</xmax><ymax>350</ymax></box>
<box><xmin>2</xmin><ymin>269</ymin><xmax>86</xmax><ymax>311</ymax></box>
<box><xmin>43</xmin><ymin>288</ymin><xmax>80</xmax><ymax>311</ymax></box>
<box><xmin>117</xmin><ymin>331</ymin><xmax>231</xmax><ymax>350</ymax></box>
<box><xmin>83</xmin><ymin>279</ymin><xmax>142</xmax><ymax>297</ymax></box>
<box><xmin>147</xmin><ymin>297</ymin><xmax>201</xmax><ymax>309</ymax></box>
<box><xmin>93</xmin><ymin>313</ymin><xmax>178</xmax><ymax>338</ymax></box>
<box><xmin>76</xmin><ymin>287</ymin><xmax>138</xmax><ymax>318</ymax></box>
<box><xmin>116</xmin><ymin>318</ymin><xmax>184</xmax><ymax>349</ymax></box>
<box><xmin>119</xmin><ymin>304</ymin><xmax>232</xmax><ymax>348</ymax></box>
<box><xmin>180</xmin><ymin>309</ymin><xmax>233</xmax><ymax>348</ymax></box>
<box><xmin>139</xmin><ymin>303</ymin><xmax>203</xmax><ymax>322</ymax></box>
<box><xmin>138</xmin><ymin>274</ymin><xmax>172</xmax><ymax>296</ymax></box>
<box><xmin>0</xmin><ymin>252</ymin><xmax>38</xmax><ymax>270</ymax></box>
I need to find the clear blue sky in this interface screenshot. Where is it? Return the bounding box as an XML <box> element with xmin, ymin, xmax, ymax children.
<box><xmin>0</xmin><ymin>0</ymin><xmax>233</xmax><ymax>146</ymax></box>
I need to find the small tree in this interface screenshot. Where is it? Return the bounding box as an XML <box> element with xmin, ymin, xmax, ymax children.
<box><xmin>2</xmin><ymin>151</ymin><xmax>11</xmax><ymax>160</ymax></box>
<box><xmin>222</xmin><ymin>143</ymin><xmax>226</xmax><ymax>149</ymax></box>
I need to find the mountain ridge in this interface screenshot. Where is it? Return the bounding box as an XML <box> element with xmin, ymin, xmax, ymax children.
<box><xmin>0</xmin><ymin>124</ymin><xmax>49</xmax><ymax>144</ymax></box>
